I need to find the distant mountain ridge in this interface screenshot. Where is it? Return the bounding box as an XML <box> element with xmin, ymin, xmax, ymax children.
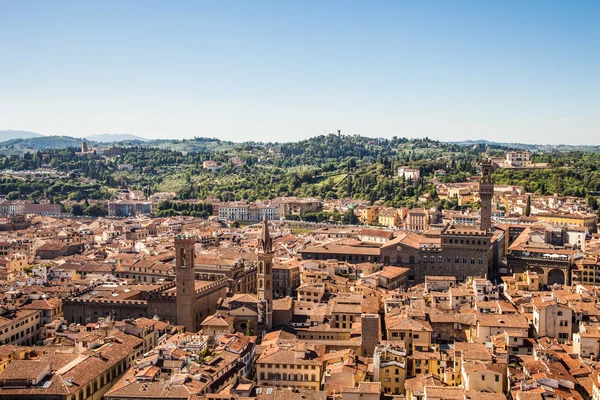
<box><xmin>85</xmin><ymin>133</ymin><xmax>149</xmax><ymax>142</ymax></box>
<box><xmin>452</xmin><ymin>139</ymin><xmax>599</xmax><ymax>151</ymax></box>
<box><xmin>0</xmin><ymin>130</ymin><xmax>44</xmax><ymax>141</ymax></box>
<box><xmin>0</xmin><ymin>135</ymin><xmax>87</xmax><ymax>150</ymax></box>
<box><xmin>1</xmin><ymin>131</ymin><xmax>598</xmax><ymax>153</ymax></box>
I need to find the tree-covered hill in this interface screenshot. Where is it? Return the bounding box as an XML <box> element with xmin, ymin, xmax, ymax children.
<box><xmin>1</xmin><ymin>134</ymin><xmax>599</xmax><ymax>210</ymax></box>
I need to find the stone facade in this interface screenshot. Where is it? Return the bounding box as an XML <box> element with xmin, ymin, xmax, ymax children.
<box><xmin>361</xmin><ymin>314</ymin><xmax>381</xmax><ymax>357</ymax></box>
<box><xmin>64</xmin><ymin>236</ymin><xmax>228</xmax><ymax>331</ymax></box>
<box><xmin>175</xmin><ymin>235</ymin><xmax>197</xmax><ymax>332</ymax></box>
<box><xmin>257</xmin><ymin>216</ymin><xmax>274</xmax><ymax>332</ymax></box>
<box><xmin>439</xmin><ymin>225</ymin><xmax>493</xmax><ymax>281</ymax></box>
<box><xmin>479</xmin><ymin>160</ymin><xmax>494</xmax><ymax>231</ymax></box>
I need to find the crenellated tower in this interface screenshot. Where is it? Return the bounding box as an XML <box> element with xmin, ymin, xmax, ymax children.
<box><xmin>256</xmin><ymin>214</ymin><xmax>273</xmax><ymax>332</ymax></box>
<box><xmin>175</xmin><ymin>234</ymin><xmax>197</xmax><ymax>332</ymax></box>
<box><xmin>479</xmin><ymin>159</ymin><xmax>494</xmax><ymax>232</ymax></box>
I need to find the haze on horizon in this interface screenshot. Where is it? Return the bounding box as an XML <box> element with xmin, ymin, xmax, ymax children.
<box><xmin>1</xmin><ymin>1</ymin><xmax>599</xmax><ymax>145</ymax></box>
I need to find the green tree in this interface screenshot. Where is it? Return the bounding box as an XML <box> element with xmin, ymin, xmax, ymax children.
<box><xmin>85</xmin><ymin>202</ymin><xmax>108</xmax><ymax>217</ymax></box>
<box><xmin>71</xmin><ymin>203</ymin><xmax>85</xmax><ymax>216</ymax></box>
<box><xmin>588</xmin><ymin>196</ymin><xmax>599</xmax><ymax>211</ymax></box>
<box><xmin>245</xmin><ymin>320</ymin><xmax>254</xmax><ymax>336</ymax></box>
<box><xmin>341</xmin><ymin>209</ymin><xmax>358</xmax><ymax>225</ymax></box>
<box><xmin>525</xmin><ymin>195</ymin><xmax>531</xmax><ymax>217</ymax></box>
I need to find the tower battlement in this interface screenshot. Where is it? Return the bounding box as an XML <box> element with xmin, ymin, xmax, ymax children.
<box><xmin>174</xmin><ymin>234</ymin><xmax>196</xmax><ymax>245</ymax></box>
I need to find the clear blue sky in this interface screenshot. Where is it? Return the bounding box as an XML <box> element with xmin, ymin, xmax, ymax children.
<box><xmin>1</xmin><ymin>1</ymin><xmax>599</xmax><ymax>144</ymax></box>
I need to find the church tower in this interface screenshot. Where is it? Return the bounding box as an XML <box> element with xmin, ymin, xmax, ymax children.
<box><xmin>257</xmin><ymin>214</ymin><xmax>273</xmax><ymax>332</ymax></box>
<box><xmin>175</xmin><ymin>234</ymin><xmax>197</xmax><ymax>332</ymax></box>
<box><xmin>479</xmin><ymin>159</ymin><xmax>494</xmax><ymax>232</ymax></box>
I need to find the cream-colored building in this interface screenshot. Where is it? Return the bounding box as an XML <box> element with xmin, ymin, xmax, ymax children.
<box><xmin>341</xmin><ymin>382</ymin><xmax>381</xmax><ymax>400</ymax></box>
<box><xmin>406</xmin><ymin>208</ymin><xmax>429</xmax><ymax>232</ymax></box>
<box><xmin>449</xmin><ymin>287</ymin><xmax>475</xmax><ymax>310</ymax></box>
<box><xmin>592</xmin><ymin>373</ymin><xmax>600</xmax><ymax>400</ymax></box>
<box><xmin>398</xmin><ymin>167</ymin><xmax>420</xmax><ymax>182</ymax></box>
<box><xmin>297</xmin><ymin>282</ymin><xmax>325</xmax><ymax>303</ymax></box>
<box><xmin>474</xmin><ymin>313</ymin><xmax>529</xmax><ymax>344</ymax></box>
<box><xmin>461</xmin><ymin>362</ymin><xmax>504</xmax><ymax>393</ymax></box>
<box><xmin>574</xmin><ymin>324</ymin><xmax>600</xmax><ymax>358</ymax></box>
<box><xmin>532</xmin><ymin>298</ymin><xmax>572</xmax><ymax>341</ymax></box>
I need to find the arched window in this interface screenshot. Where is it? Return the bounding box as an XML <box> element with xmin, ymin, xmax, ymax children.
<box><xmin>179</xmin><ymin>248</ymin><xmax>185</xmax><ymax>266</ymax></box>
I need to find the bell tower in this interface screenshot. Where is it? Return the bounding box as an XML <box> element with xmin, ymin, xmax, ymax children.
<box><xmin>257</xmin><ymin>214</ymin><xmax>273</xmax><ymax>332</ymax></box>
<box><xmin>175</xmin><ymin>234</ymin><xmax>197</xmax><ymax>332</ymax></box>
<box><xmin>479</xmin><ymin>159</ymin><xmax>494</xmax><ymax>232</ymax></box>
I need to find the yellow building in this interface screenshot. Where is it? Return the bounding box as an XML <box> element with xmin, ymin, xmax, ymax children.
<box><xmin>536</xmin><ymin>213</ymin><xmax>598</xmax><ymax>233</ymax></box>
<box><xmin>0</xmin><ymin>310</ymin><xmax>41</xmax><ymax>346</ymax></box>
<box><xmin>378</xmin><ymin>208</ymin><xmax>400</xmax><ymax>228</ymax></box>
<box><xmin>447</xmin><ymin>187</ymin><xmax>475</xmax><ymax>206</ymax></box>
<box><xmin>385</xmin><ymin>314</ymin><xmax>432</xmax><ymax>351</ymax></box>
<box><xmin>501</xmin><ymin>270</ymin><xmax>540</xmax><ymax>292</ymax></box>
<box><xmin>256</xmin><ymin>342</ymin><xmax>323</xmax><ymax>390</ymax></box>
<box><xmin>573</xmin><ymin>255</ymin><xmax>600</xmax><ymax>286</ymax></box>
<box><xmin>355</xmin><ymin>206</ymin><xmax>379</xmax><ymax>225</ymax></box>
<box><xmin>410</xmin><ymin>349</ymin><xmax>441</xmax><ymax>379</ymax></box>
<box><xmin>21</xmin><ymin>297</ymin><xmax>64</xmax><ymax>326</ymax></box>
<box><xmin>0</xmin><ymin>346</ymin><xmax>32</xmax><ymax>372</ymax></box>
<box><xmin>374</xmin><ymin>344</ymin><xmax>407</xmax><ymax>395</ymax></box>
<box><xmin>0</xmin><ymin>254</ymin><xmax>28</xmax><ymax>272</ymax></box>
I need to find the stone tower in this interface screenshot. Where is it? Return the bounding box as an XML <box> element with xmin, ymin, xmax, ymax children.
<box><xmin>257</xmin><ymin>214</ymin><xmax>273</xmax><ymax>332</ymax></box>
<box><xmin>479</xmin><ymin>159</ymin><xmax>494</xmax><ymax>232</ymax></box>
<box><xmin>81</xmin><ymin>141</ymin><xmax>88</xmax><ymax>153</ymax></box>
<box><xmin>361</xmin><ymin>314</ymin><xmax>380</xmax><ymax>356</ymax></box>
<box><xmin>175</xmin><ymin>234</ymin><xmax>196</xmax><ymax>332</ymax></box>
